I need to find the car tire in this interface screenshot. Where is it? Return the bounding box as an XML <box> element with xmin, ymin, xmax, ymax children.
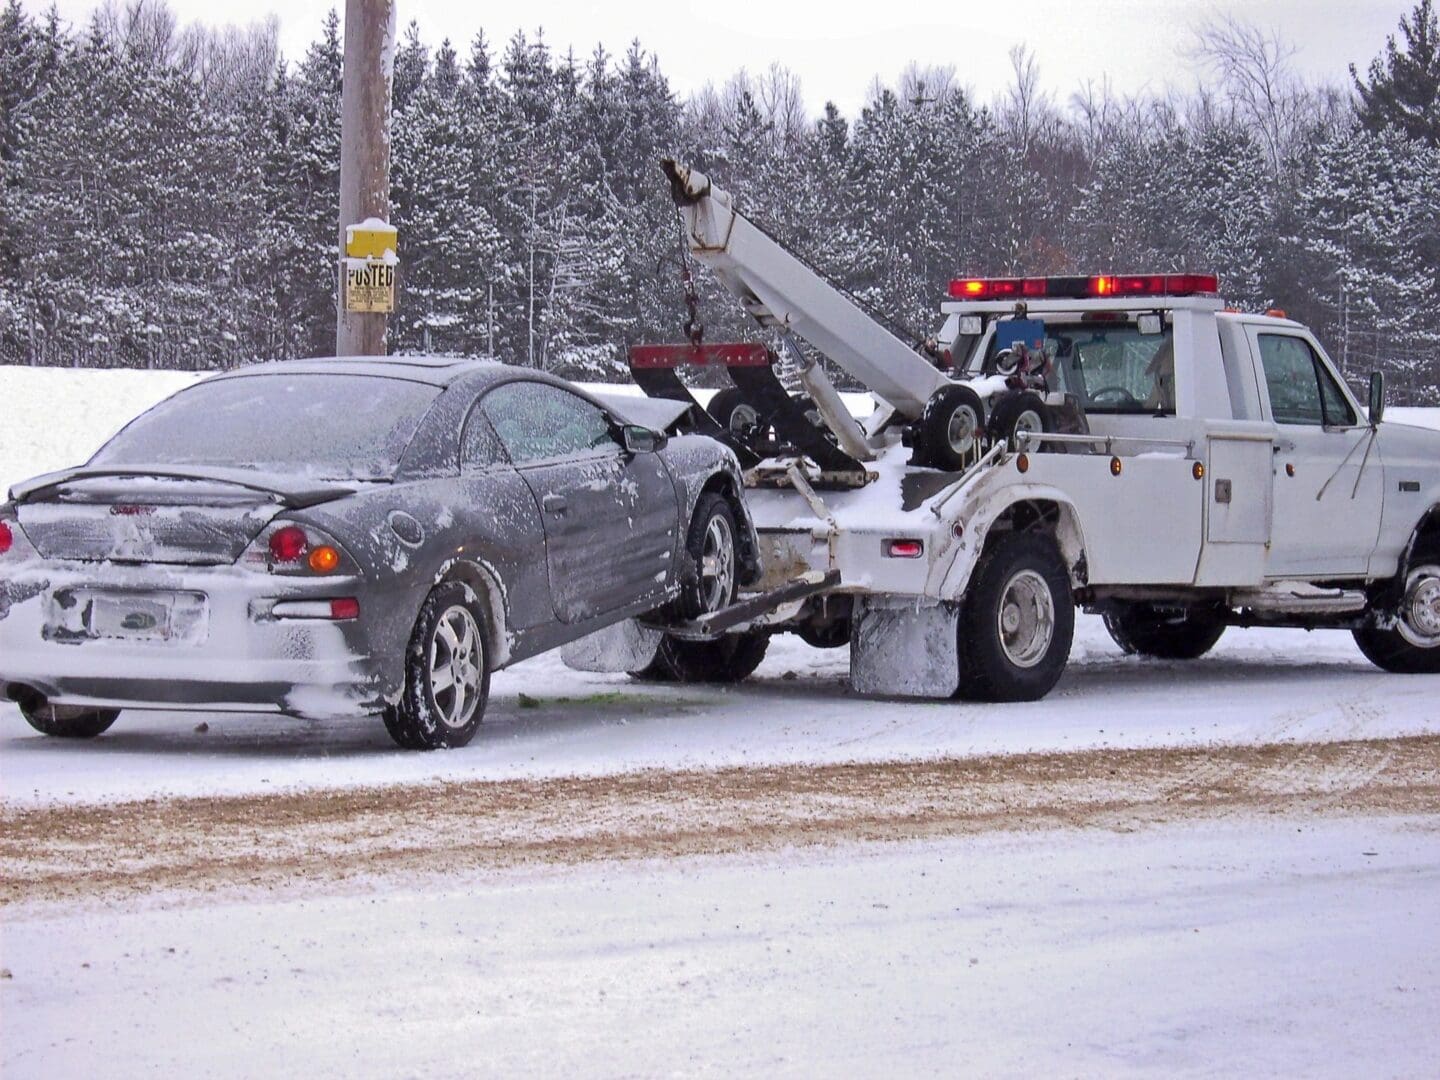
<box><xmin>957</xmin><ymin>534</ymin><xmax>1074</xmax><ymax>702</ymax></box>
<box><xmin>920</xmin><ymin>384</ymin><xmax>986</xmax><ymax>470</ymax></box>
<box><xmin>1103</xmin><ymin>603</ymin><xmax>1226</xmax><ymax>659</ymax></box>
<box><xmin>383</xmin><ymin>582</ymin><xmax>491</xmax><ymax>751</ymax></box>
<box><xmin>15</xmin><ymin>693</ymin><xmax>118</xmax><ymax>739</ymax></box>
<box><xmin>632</xmin><ymin>493</ymin><xmax>768</xmax><ymax>683</ymax></box>
<box><xmin>1353</xmin><ymin>561</ymin><xmax>1440</xmax><ymax>674</ymax></box>
<box><xmin>986</xmin><ymin>391</ymin><xmax>1054</xmax><ymax>450</ymax></box>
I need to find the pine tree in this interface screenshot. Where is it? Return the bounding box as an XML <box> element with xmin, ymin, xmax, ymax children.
<box><xmin>1353</xmin><ymin>0</ymin><xmax>1440</xmax><ymax>145</ymax></box>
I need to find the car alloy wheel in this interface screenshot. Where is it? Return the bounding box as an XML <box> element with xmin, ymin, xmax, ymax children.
<box><xmin>700</xmin><ymin>514</ymin><xmax>736</xmax><ymax>614</ymax></box>
<box><xmin>428</xmin><ymin>604</ymin><xmax>485</xmax><ymax>730</ymax></box>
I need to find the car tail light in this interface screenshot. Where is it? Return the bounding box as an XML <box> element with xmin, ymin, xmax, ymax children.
<box><xmin>244</xmin><ymin>522</ymin><xmax>354</xmax><ymax>575</ymax></box>
<box><xmin>269</xmin><ymin>525</ymin><xmax>308</xmax><ymax>563</ymax></box>
<box><xmin>884</xmin><ymin>539</ymin><xmax>924</xmax><ymax>559</ymax></box>
<box><xmin>270</xmin><ymin>598</ymin><xmax>361</xmax><ymax>620</ymax></box>
<box><xmin>0</xmin><ymin>521</ymin><xmax>12</xmax><ymax>555</ymax></box>
<box><xmin>308</xmin><ymin>545</ymin><xmax>341</xmax><ymax>574</ymax></box>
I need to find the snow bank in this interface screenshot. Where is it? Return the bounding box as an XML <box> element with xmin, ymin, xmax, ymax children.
<box><xmin>0</xmin><ymin>365</ymin><xmax>203</xmax><ymax>497</ymax></box>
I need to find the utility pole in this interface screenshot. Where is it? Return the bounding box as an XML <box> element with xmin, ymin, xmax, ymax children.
<box><xmin>336</xmin><ymin>0</ymin><xmax>397</xmax><ymax>356</ymax></box>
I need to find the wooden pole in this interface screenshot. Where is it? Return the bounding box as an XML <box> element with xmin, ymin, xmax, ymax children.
<box><xmin>336</xmin><ymin>0</ymin><xmax>396</xmax><ymax>357</ymax></box>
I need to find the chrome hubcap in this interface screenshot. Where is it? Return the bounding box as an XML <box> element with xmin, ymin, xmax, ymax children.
<box><xmin>1399</xmin><ymin>564</ymin><xmax>1440</xmax><ymax>648</ymax></box>
<box><xmin>699</xmin><ymin>515</ymin><xmax>736</xmax><ymax>613</ymax></box>
<box><xmin>997</xmin><ymin>569</ymin><xmax>1055</xmax><ymax>668</ymax></box>
<box><xmin>428</xmin><ymin>605</ymin><xmax>483</xmax><ymax>729</ymax></box>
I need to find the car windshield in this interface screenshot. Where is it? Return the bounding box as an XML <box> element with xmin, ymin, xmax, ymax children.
<box><xmin>90</xmin><ymin>373</ymin><xmax>441</xmax><ymax>480</ymax></box>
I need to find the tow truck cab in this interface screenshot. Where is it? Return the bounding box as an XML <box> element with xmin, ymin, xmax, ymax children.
<box><xmin>936</xmin><ymin>277</ymin><xmax>1439</xmax><ymax>592</ymax></box>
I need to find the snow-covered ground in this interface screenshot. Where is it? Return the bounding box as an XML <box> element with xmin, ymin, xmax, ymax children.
<box><xmin>5</xmin><ymin>816</ymin><xmax>1437</xmax><ymax>1077</ymax></box>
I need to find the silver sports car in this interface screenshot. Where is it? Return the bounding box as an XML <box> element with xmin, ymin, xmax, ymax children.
<box><xmin>0</xmin><ymin>357</ymin><xmax>760</xmax><ymax>749</ymax></box>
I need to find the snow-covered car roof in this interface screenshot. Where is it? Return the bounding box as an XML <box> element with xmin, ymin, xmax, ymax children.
<box><xmin>204</xmin><ymin>355</ymin><xmax>511</xmax><ymax>388</ymax></box>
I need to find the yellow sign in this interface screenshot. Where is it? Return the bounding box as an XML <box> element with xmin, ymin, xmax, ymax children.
<box><xmin>346</xmin><ymin>219</ymin><xmax>398</xmax><ymax>260</ymax></box>
<box><xmin>345</xmin><ymin>262</ymin><xmax>396</xmax><ymax>314</ymax></box>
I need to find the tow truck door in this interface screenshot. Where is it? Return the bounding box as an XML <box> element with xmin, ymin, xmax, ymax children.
<box><xmin>1248</xmin><ymin>328</ymin><xmax>1382</xmax><ymax>578</ymax></box>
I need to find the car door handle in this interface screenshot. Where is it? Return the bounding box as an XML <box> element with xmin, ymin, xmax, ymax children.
<box><xmin>542</xmin><ymin>493</ymin><xmax>568</xmax><ymax>514</ymax></box>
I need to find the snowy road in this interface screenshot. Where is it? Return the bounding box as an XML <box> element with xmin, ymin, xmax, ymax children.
<box><xmin>4</xmin><ymin>816</ymin><xmax>1437</xmax><ymax>1077</ymax></box>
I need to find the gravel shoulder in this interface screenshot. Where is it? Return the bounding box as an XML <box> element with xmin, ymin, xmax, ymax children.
<box><xmin>5</xmin><ymin>735</ymin><xmax>1438</xmax><ymax>908</ymax></box>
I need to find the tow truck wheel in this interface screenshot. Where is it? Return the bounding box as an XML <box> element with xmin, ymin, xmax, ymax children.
<box><xmin>1103</xmin><ymin>603</ymin><xmax>1227</xmax><ymax>660</ymax></box>
<box><xmin>920</xmin><ymin>385</ymin><xmax>987</xmax><ymax>470</ymax></box>
<box><xmin>636</xmin><ymin>631</ymin><xmax>770</xmax><ymax>683</ymax></box>
<box><xmin>957</xmin><ymin>534</ymin><xmax>1074</xmax><ymax>702</ymax></box>
<box><xmin>1353</xmin><ymin>562</ymin><xmax>1440</xmax><ymax>674</ymax></box>
<box><xmin>14</xmin><ymin>691</ymin><xmax>118</xmax><ymax>739</ymax></box>
<box><xmin>987</xmin><ymin>392</ymin><xmax>1054</xmax><ymax>451</ymax></box>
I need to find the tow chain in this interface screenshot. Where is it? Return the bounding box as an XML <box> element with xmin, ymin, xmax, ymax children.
<box><xmin>675</xmin><ymin>211</ymin><xmax>704</xmax><ymax>346</ymax></box>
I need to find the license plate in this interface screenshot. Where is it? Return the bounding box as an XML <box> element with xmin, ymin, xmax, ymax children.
<box><xmin>49</xmin><ymin>589</ymin><xmax>209</xmax><ymax>644</ymax></box>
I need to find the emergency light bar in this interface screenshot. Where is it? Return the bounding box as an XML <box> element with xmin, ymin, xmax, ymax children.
<box><xmin>948</xmin><ymin>273</ymin><xmax>1219</xmax><ymax>301</ymax></box>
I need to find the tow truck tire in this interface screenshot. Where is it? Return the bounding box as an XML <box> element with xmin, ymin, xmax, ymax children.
<box><xmin>957</xmin><ymin>534</ymin><xmax>1074</xmax><ymax>702</ymax></box>
<box><xmin>986</xmin><ymin>392</ymin><xmax>1054</xmax><ymax>450</ymax></box>
<box><xmin>707</xmin><ymin>388</ymin><xmax>762</xmax><ymax>440</ymax></box>
<box><xmin>632</xmin><ymin>631</ymin><xmax>770</xmax><ymax>683</ymax></box>
<box><xmin>1103</xmin><ymin>603</ymin><xmax>1227</xmax><ymax>660</ymax></box>
<box><xmin>15</xmin><ymin>692</ymin><xmax>118</xmax><ymax>739</ymax></box>
<box><xmin>1352</xmin><ymin>562</ymin><xmax>1440</xmax><ymax>674</ymax></box>
<box><xmin>920</xmin><ymin>385</ymin><xmax>987</xmax><ymax>470</ymax></box>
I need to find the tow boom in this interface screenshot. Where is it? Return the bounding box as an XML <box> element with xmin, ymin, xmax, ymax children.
<box><xmin>663</xmin><ymin>159</ymin><xmax>949</xmax><ymax>420</ymax></box>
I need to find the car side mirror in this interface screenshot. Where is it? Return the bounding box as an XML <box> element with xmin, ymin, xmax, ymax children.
<box><xmin>1368</xmin><ymin>370</ymin><xmax>1385</xmax><ymax>426</ymax></box>
<box><xmin>621</xmin><ymin>424</ymin><xmax>665</xmax><ymax>454</ymax></box>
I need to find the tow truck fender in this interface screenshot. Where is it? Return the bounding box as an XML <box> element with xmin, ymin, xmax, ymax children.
<box><xmin>937</xmin><ymin>481</ymin><xmax>1090</xmax><ymax>601</ymax></box>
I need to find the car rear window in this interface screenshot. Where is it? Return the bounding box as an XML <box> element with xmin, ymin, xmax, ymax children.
<box><xmin>90</xmin><ymin>373</ymin><xmax>441</xmax><ymax>480</ymax></box>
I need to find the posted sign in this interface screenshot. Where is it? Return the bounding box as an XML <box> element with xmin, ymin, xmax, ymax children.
<box><xmin>345</xmin><ymin>261</ymin><xmax>396</xmax><ymax>314</ymax></box>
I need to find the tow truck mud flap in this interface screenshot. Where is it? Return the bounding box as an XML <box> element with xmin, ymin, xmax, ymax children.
<box><xmin>560</xmin><ymin>619</ymin><xmax>663</xmax><ymax>673</ymax></box>
<box><xmin>850</xmin><ymin>596</ymin><xmax>961</xmax><ymax>699</ymax></box>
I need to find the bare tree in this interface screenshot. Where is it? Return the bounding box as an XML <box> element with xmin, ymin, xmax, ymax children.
<box><xmin>1190</xmin><ymin>14</ymin><xmax>1304</xmax><ymax>171</ymax></box>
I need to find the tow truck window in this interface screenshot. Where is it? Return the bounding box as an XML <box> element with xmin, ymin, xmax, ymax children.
<box><xmin>1258</xmin><ymin>334</ymin><xmax>1356</xmax><ymax>427</ymax></box>
<box><xmin>987</xmin><ymin>323</ymin><xmax>1176</xmax><ymax>415</ymax></box>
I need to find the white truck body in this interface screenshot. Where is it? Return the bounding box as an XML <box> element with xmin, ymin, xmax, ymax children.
<box><xmin>607</xmin><ymin>162</ymin><xmax>1440</xmax><ymax>698</ymax></box>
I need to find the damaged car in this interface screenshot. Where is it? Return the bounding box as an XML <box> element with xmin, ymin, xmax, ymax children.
<box><xmin>0</xmin><ymin>356</ymin><xmax>759</xmax><ymax>749</ymax></box>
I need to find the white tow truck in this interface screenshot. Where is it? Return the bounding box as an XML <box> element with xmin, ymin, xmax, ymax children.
<box><xmin>570</xmin><ymin>160</ymin><xmax>1440</xmax><ymax>700</ymax></box>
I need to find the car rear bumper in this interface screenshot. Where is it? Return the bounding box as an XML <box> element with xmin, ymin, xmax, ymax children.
<box><xmin>0</xmin><ymin>559</ymin><xmax>406</xmax><ymax>720</ymax></box>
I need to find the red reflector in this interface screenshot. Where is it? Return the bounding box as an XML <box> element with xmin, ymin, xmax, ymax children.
<box><xmin>0</xmin><ymin>521</ymin><xmax>12</xmax><ymax>555</ymax></box>
<box><xmin>330</xmin><ymin>598</ymin><xmax>360</xmax><ymax>620</ymax></box>
<box><xmin>269</xmin><ymin>526</ymin><xmax>308</xmax><ymax>563</ymax></box>
<box><xmin>884</xmin><ymin>539</ymin><xmax>924</xmax><ymax>559</ymax></box>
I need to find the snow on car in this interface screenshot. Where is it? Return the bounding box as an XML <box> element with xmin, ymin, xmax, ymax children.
<box><xmin>0</xmin><ymin>357</ymin><xmax>758</xmax><ymax>749</ymax></box>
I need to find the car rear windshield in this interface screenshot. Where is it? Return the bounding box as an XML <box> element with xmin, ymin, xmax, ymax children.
<box><xmin>90</xmin><ymin>373</ymin><xmax>442</xmax><ymax>480</ymax></box>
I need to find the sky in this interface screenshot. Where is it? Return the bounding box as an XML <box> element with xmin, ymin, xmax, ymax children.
<box><xmin>29</xmin><ymin>0</ymin><xmax>1404</xmax><ymax>116</ymax></box>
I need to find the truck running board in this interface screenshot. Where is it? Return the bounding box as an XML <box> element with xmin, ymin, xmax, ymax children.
<box><xmin>657</xmin><ymin>569</ymin><xmax>841</xmax><ymax>640</ymax></box>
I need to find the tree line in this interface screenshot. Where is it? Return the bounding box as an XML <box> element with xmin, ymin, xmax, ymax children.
<box><xmin>1</xmin><ymin>0</ymin><xmax>1438</xmax><ymax>400</ymax></box>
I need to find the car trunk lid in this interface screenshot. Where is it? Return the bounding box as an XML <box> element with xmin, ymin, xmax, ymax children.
<box><xmin>12</xmin><ymin>469</ymin><xmax>362</xmax><ymax>566</ymax></box>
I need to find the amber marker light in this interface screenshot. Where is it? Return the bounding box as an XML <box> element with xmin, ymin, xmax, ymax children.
<box><xmin>1110</xmin><ymin>456</ymin><xmax>1123</xmax><ymax>476</ymax></box>
<box><xmin>1016</xmin><ymin>452</ymin><xmax>1030</xmax><ymax>474</ymax></box>
<box><xmin>309</xmin><ymin>545</ymin><xmax>341</xmax><ymax>573</ymax></box>
<box><xmin>1193</xmin><ymin>461</ymin><xmax>1205</xmax><ymax>481</ymax></box>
